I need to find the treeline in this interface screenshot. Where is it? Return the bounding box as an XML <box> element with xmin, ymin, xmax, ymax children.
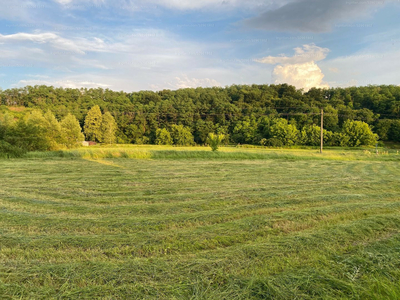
<box><xmin>1</xmin><ymin>84</ymin><xmax>400</xmax><ymax>147</ymax></box>
<box><xmin>0</xmin><ymin>105</ymin><xmax>117</xmax><ymax>157</ymax></box>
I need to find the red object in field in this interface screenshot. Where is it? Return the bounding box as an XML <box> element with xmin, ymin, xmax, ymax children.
<box><xmin>82</xmin><ymin>141</ymin><xmax>97</xmax><ymax>146</ymax></box>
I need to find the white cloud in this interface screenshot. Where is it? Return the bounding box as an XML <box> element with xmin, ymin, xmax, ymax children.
<box><xmin>15</xmin><ymin>79</ymin><xmax>111</xmax><ymax>89</ymax></box>
<box><xmin>256</xmin><ymin>44</ymin><xmax>329</xmax><ymax>65</ymax></box>
<box><xmin>272</xmin><ymin>62</ymin><xmax>329</xmax><ymax>91</ymax></box>
<box><xmin>1</xmin><ymin>29</ymin><xmax>248</xmax><ymax>91</ymax></box>
<box><xmin>147</xmin><ymin>0</ymin><xmax>272</xmax><ymax>10</ymax></box>
<box><xmin>0</xmin><ymin>33</ymin><xmax>111</xmax><ymax>54</ymax></box>
<box><xmin>257</xmin><ymin>44</ymin><xmax>330</xmax><ymax>91</ymax></box>
<box><xmin>0</xmin><ymin>0</ymin><xmax>41</xmax><ymax>21</ymax></box>
<box><xmin>151</xmin><ymin>75</ymin><xmax>221</xmax><ymax>90</ymax></box>
<box><xmin>174</xmin><ymin>76</ymin><xmax>221</xmax><ymax>89</ymax></box>
<box><xmin>54</xmin><ymin>0</ymin><xmax>281</xmax><ymax>11</ymax></box>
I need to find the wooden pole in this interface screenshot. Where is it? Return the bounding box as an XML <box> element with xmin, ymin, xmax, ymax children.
<box><xmin>320</xmin><ymin>109</ymin><xmax>324</xmax><ymax>154</ymax></box>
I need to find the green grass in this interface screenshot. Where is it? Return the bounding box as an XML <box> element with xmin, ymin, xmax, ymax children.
<box><xmin>22</xmin><ymin>145</ymin><xmax>400</xmax><ymax>162</ymax></box>
<box><xmin>0</xmin><ymin>146</ymin><xmax>400</xmax><ymax>299</ymax></box>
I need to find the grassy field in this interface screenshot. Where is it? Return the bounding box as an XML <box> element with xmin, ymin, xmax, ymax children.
<box><xmin>1</xmin><ymin>146</ymin><xmax>400</xmax><ymax>299</ymax></box>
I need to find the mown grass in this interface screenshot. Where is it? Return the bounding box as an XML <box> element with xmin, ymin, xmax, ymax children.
<box><xmin>0</xmin><ymin>147</ymin><xmax>400</xmax><ymax>299</ymax></box>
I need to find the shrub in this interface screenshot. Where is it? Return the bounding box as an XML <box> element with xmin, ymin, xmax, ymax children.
<box><xmin>155</xmin><ymin>128</ymin><xmax>173</xmax><ymax>145</ymax></box>
<box><xmin>170</xmin><ymin>125</ymin><xmax>194</xmax><ymax>146</ymax></box>
<box><xmin>206</xmin><ymin>133</ymin><xmax>225</xmax><ymax>151</ymax></box>
<box><xmin>264</xmin><ymin>138</ymin><xmax>284</xmax><ymax>147</ymax></box>
<box><xmin>342</xmin><ymin>120</ymin><xmax>378</xmax><ymax>147</ymax></box>
<box><xmin>0</xmin><ymin>140</ymin><xmax>26</xmax><ymax>158</ymax></box>
<box><xmin>269</xmin><ymin>119</ymin><xmax>299</xmax><ymax>146</ymax></box>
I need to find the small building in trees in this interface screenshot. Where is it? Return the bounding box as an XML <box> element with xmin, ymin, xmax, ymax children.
<box><xmin>82</xmin><ymin>141</ymin><xmax>97</xmax><ymax>146</ymax></box>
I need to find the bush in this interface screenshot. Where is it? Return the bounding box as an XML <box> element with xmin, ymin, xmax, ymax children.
<box><xmin>4</xmin><ymin>118</ymin><xmax>49</xmax><ymax>151</ymax></box>
<box><xmin>206</xmin><ymin>133</ymin><xmax>225</xmax><ymax>151</ymax></box>
<box><xmin>264</xmin><ymin>138</ymin><xmax>284</xmax><ymax>147</ymax></box>
<box><xmin>299</xmin><ymin>125</ymin><xmax>321</xmax><ymax>146</ymax></box>
<box><xmin>0</xmin><ymin>140</ymin><xmax>26</xmax><ymax>158</ymax></box>
<box><xmin>155</xmin><ymin>128</ymin><xmax>173</xmax><ymax>145</ymax></box>
<box><xmin>342</xmin><ymin>120</ymin><xmax>378</xmax><ymax>147</ymax></box>
<box><xmin>170</xmin><ymin>125</ymin><xmax>194</xmax><ymax>146</ymax></box>
<box><xmin>330</xmin><ymin>132</ymin><xmax>351</xmax><ymax>147</ymax></box>
<box><xmin>269</xmin><ymin>119</ymin><xmax>299</xmax><ymax>146</ymax></box>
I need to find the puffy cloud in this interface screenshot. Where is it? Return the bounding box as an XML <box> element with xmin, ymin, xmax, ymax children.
<box><xmin>257</xmin><ymin>44</ymin><xmax>329</xmax><ymax>91</ymax></box>
<box><xmin>256</xmin><ymin>44</ymin><xmax>329</xmax><ymax>65</ymax></box>
<box><xmin>272</xmin><ymin>62</ymin><xmax>329</xmax><ymax>91</ymax></box>
<box><xmin>245</xmin><ymin>0</ymin><xmax>387</xmax><ymax>33</ymax></box>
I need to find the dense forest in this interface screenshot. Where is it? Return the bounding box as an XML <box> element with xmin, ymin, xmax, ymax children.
<box><xmin>1</xmin><ymin>84</ymin><xmax>400</xmax><ymax>149</ymax></box>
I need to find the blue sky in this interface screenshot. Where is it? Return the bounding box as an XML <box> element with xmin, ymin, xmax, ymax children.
<box><xmin>0</xmin><ymin>0</ymin><xmax>400</xmax><ymax>92</ymax></box>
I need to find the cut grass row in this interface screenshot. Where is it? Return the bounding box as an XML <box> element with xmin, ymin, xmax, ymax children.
<box><xmin>0</xmin><ymin>150</ymin><xmax>399</xmax><ymax>298</ymax></box>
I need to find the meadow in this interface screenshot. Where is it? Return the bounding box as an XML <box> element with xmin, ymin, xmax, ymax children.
<box><xmin>0</xmin><ymin>146</ymin><xmax>400</xmax><ymax>299</ymax></box>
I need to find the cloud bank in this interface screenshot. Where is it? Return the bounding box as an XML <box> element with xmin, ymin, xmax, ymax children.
<box><xmin>245</xmin><ymin>0</ymin><xmax>386</xmax><ymax>32</ymax></box>
<box><xmin>53</xmin><ymin>0</ymin><xmax>278</xmax><ymax>10</ymax></box>
<box><xmin>257</xmin><ymin>44</ymin><xmax>330</xmax><ymax>91</ymax></box>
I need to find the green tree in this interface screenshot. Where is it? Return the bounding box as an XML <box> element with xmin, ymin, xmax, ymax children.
<box><xmin>375</xmin><ymin>119</ymin><xmax>393</xmax><ymax>141</ymax></box>
<box><xmin>5</xmin><ymin>118</ymin><xmax>48</xmax><ymax>151</ymax></box>
<box><xmin>100</xmin><ymin>112</ymin><xmax>117</xmax><ymax>144</ymax></box>
<box><xmin>342</xmin><ymin>120</ymin><xmax>378</xmax><ymax>147</ymax></box>
<box><xmin>84</xmin><ymin>105</ymin><xmax>102</xmax><ymax>142</ymax></box>
<box><xmin>61</xmin><ymin>114</ymin><xmax>85</xmax><ymax>148</ymax></box>
<box><xmin>155</xmin><ymin>128</ymin><xmax>173</xmax><ymax>145</ymax></box>
<box><xmin>232</xmin><ymin>117</ymin><xmax>259</xmax><ymax>144</ymax></box>
<box><xmin>126</xmin><ymin>124</ymin><xmax>148</xmax><ymax>144</ymax></box>
<box><xmin>170</xmin><ymin>125</ymin><xmax>194</xmax><ymax>146</ymax></box>
<box><xmin>269</xmin><ymin>119</ymin><xmax>299</xmax><ymax>146</ymax></box>
<box><xmin>300</xmin><ymin>124</ymin><xmax>333</xmax><ymax>146</ymax></box>
<box><xmin>0</xmin><ymin>112</ymin><xmax>14</xmax><ymax>139</ymax></box>
<box><xmin>43</xmin><ymin>110</ymin><xmax>63</xmax><ymax>150</ymax></box>
<box><xmin>388</xmin><ymin>120</ymin><xmax>400</xmax><ymax>142</ymax></box>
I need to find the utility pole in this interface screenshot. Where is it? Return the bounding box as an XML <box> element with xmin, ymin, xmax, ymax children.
<box><xmin>320</xmin><ymin>108</ymin><xmax>324</xmax><ymax>154</ymax></box>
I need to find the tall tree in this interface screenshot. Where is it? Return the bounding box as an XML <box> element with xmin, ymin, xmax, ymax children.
<box><xmin>84</xmin><ymin>105</ymin><xmax>102</xmax><ymax>142</ymax></box>
<box><xmin>61</xmin><ymin>114</ymin><xmax>85</xmax><ymax>148</ymax></box>
<box><xmin>43</xmin><ymin>110</ymin><xmax>63</xmax><ymax>150</ymax></box>
<box><xmin>100</xmin><ymin>112</ymin><xmax>117</xmax><ymax>144</ymax></box>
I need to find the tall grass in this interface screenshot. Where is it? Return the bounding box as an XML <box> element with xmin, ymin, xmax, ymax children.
<box><xmin>20</xmin><ymin>146</ymin><xmax>400</xmax><ymax>162</ymax></box>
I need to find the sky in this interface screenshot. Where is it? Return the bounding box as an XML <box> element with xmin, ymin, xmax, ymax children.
<box><xmin>0</xmin><ymin>0</ymin><xmax>400</xmax><ymax>92</ymax></box>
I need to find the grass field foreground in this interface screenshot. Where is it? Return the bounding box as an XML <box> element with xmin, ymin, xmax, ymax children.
<box><xmin>0</xmin><ymin>146</ymin><xmax>400</xmax><ymax>299</ymax></box>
